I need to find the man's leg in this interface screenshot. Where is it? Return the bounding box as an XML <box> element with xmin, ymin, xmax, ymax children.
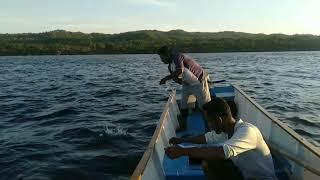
<box><xmin>192</xmin><ymin>76</ymin><xmax>211</xmax><ymax>111</ymax></box>
<box><xmin>191</xmin><ymin>77</ymin><xmax>211</xmax><ymax>131</ymax></box>
<box><xmin>203</xmin><ymin>159</ymin><xmax>243</xmax><ymax>180</ymax></box>
<box><xmin>201</xmin><ymin>75</ymin><xmax>212</xmax><ymax>108</ymax></box>
<box><xmin>179</xmin><ymin>84</ymin><xmax>191</xmax><ymax>130</ymax></box>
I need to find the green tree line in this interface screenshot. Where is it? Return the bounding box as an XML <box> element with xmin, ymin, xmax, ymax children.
<box><xmin>1</xmin><ymin>29</ymin><xmax>320</xmax><ymax>55</ymax></box>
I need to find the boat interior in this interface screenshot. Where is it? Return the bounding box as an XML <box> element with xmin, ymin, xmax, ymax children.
<box><xmin>164</xmin><ymin>86</ymin><xmax>290</xmax><ymax>180</ymax></box>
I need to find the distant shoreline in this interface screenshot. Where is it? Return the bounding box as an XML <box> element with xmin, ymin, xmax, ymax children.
<box><xmin>1</xmin><ymin>29</ymin><xmax>320</xmax><ymax>56</ymax></box>
<box><xmin>1</xmin><ymin>50</ymin><xmax>320</xmax><ymax>57</ymax></box>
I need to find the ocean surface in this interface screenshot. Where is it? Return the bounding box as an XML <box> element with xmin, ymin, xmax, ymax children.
<box><xmin>0</xmin><ymin>52</ymin><xmax>319</xmax><ymax>180</ymax></box>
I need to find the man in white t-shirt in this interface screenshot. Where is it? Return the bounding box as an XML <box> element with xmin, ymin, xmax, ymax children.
<box><xmin>165</xmin><ymin>98</ymin><xmax>277</xmax><ymax>180</ymax></box>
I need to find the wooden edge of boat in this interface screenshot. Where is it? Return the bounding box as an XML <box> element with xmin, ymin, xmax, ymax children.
<box><xmin>233</xmin><ymin>85</ymin><xmax>320</xmax><ymax>158</ymax></box>
<box><xmin>131</xmin><ymin>85</ymin><xmax>320</xmax><ymax>179</ymax></box>
<box><xmin>131</xmin><ymin>91</ymin><xmax>176</xmax><ymax>180</ymax></box>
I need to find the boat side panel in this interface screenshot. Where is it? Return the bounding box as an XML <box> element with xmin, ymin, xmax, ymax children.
<box><xmin>233</xmin><ymin>86</ymin><xmax>320</xmax><ymax>179</ymax></box>
<box><xmin>131</xmin><ymin>91</ymin><xmax>180</xmax><ymax>180</ymax></box>
<box><xmin>169</xmin><ymin>103</ymin><xmax>180</xmax><ymax>131</ymax></box>
<box><xmin>235</xmin><ymin>90</ymin><xmax>273</xmax><ymax>139</ymax></box>
<box><xmin>163</xmin><ymin>111</ymin><xmax>177</xmax><ymax>141</ymax></box>
<box><xmin>271</xmin><ymin>124</ymin><xmax>299</xmax><ymax>160</ymax></box>
<box><xmin>233</xmin><ymin>85</ymin><xmax>320</xmax><ymax>157</ymax></box>
<box><xmin>304</xmin><ymin>169</ymin><xmax>320</xmax><ymax>180</ymax></box>
<box><xmin>155</xmin><ymin>131</ymin><xmax>167</xmax><ymax>168</ymax></box>
<box><xmin>256</xmin><ymin>111</ymin><xmax>272</xmax><ymax>139</ymax></box>
<box><xmin>301</xmin><ymin>145</ymin><xmax>320</xmax><ymax>179</ymax></box>
<box><xmin>142</xmin><ymin>107</ymin><xmax>183</xmax><ymax>180</ymax></box>
<box><xmin>141</xmin><ymin>149</ymin><xmax>165</xmax><ymax>180</ymax></box>
<box><xmin>234</xmin><ymin>89</ymin><xmax>301</xmax><ymax>177</ymax></box>
<box><xmin>271</xmin><ymin>124</ymin><xmax>302</xmax><ymax>178</ymax></box>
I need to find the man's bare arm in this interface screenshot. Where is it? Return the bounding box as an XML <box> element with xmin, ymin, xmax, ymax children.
<box><xmin>184</xmin><ymin>147</ymin><xmax>225</xmax><ymax>160</ymax></box>
<box><xmin>160</xmin><ymin>69</ymin><xmax>183</xmax><ymax>84</ymax></box>
<box><xmin>169</xmin><ymin>135</ymin><xmax>207</xmax><ymax>145</ymax></box>
<box><xmin>165</xmin><ymin>146</ymin><xmax>225</xmax><ymax>160</ymax></box>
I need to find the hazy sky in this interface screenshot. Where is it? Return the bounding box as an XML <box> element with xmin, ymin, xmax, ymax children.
<box><xmin>1</xmin><ymin>0</ymin><xmax>319</xmax><ymax>34</ymax></box>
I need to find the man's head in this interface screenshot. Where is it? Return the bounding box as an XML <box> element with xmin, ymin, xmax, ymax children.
<box><xmin>203</xmin><ymin>98</ymin><xmax>233</xmax><ymax>134</ymax></box>
<box><xmin>157</xmin><ymin>45</ymin><xmax>172</xmax><ymax>64</ymax></box>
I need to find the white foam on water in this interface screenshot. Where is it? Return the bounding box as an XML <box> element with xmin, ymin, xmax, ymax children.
<box><xmin>162</xmin><ymin>82</ymin><xmax>176</xmax><ymax>93</ymax></box>
<box><xmin>103</xmin><ymin>125</ymin><xmax>128</xmax><ymax>136</ymax></box>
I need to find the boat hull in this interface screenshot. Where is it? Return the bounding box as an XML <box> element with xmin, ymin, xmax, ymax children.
<box><xmin>131</xmin><ymin>85</ymin><xmax>320</xmax><ymax>180</ymax></box>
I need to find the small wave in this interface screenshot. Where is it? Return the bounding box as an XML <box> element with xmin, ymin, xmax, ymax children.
<box><xmin>63</xmin><ymin>74</ymin><xmax>84</xmax><ymax>80</ymax></box>
<box><xmin>263</xmin><ymin>82</ymin><xmax>273</xmax><ymax>86</ymax></box>
<box><xmin>84</xmin><ymin>82</ymin><xmax>98</xmax><ymax>87</ymax></box>
<box><xmin>106</xmin><ymin>108</ymin><xmax>125</xmax><ymax>115</ymax></box>
<box><xmin>265</xmin><ymin>104</ymin><xmax>289</xmax><ymax>112</ymax></box>
<box><xmin>1</xmin><ymin>53</ymin><xmax>320</xmax><ymax>179</ymax></box>
<box><xmin>40</xmin><ymin>85</ymin><xmax>60</xmax><ymax>92</ymax></box>
<box><xmin>293</xmin><ymin>128</ymin><xmax>319</xmax><ymax>137</ymax></box>
<box><xmin>93</xmin><ymin>89</ymin><xmax>126</xmax><ymax>98</ymax></box>
<box><xmin>287</xmin><ymin>116</ymin><xmax>320</xmax><ymax>128</ymax></box>
<box><xmin>85</xmin><ymin>152</ymin><xmax>142</xmax><ymax>172</ymax></box>
<box><xmin>34</xmin><ymin>107</ymin><xmax>78</xmax><ymax>121</ymax></box>
<box><xmin>56</xmin><ymin>127</ymin><xmax>96</xmax><ymax>139</ymax></box>
<box><xmin>102</xmin><ymin>126</ymin><xmax>128</xmax><ymax>137</ymax></box>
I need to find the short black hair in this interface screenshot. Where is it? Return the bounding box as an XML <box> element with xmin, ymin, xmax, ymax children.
<box><xmin>203</xmin><ymin>98</ymin><xmax>232</xmax><ymax>119</ymax></box>
<box><xmin>157</xmin><ymin>45</ymin><xmax>170</xmax><ymax>55</ymax></box>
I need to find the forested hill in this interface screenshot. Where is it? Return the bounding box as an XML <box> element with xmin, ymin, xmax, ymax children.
<box><xmin>1</xmin><ymin>29</ymin><xmax>320</xmax><ymax>55</ymax></box>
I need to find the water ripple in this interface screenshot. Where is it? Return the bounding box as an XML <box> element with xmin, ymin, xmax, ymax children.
<box><xmin>0</xmin><ymin>52</ymin><xmax>319</xmax><ymax>179</ymax></box>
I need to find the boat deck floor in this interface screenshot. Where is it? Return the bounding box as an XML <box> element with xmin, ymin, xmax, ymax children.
<box><xmin>163</xmin><ymin>111</ymin><xmax>207</xmax><ymax>180</ymax></box>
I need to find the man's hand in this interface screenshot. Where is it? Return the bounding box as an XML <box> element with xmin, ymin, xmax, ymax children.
<box><xmin>172</xmin><ymin>77</ymin><xmax>182</xmax><ymax>84</ymax></box>
<box><xmin>160</xmin><ymin>77</ymin><xmax>167</xmax><ymax>85</ymax></box>
<box><xmin>165</xmin><ymin>146</ymin><xmax>186</xmax><ymax>159</ymax></box>
<box><xmin>169</xmin><ymin>137</ymin><xmax>183</xmax><ymax>145</ymax></box>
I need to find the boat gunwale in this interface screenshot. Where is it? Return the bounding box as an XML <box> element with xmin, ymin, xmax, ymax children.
<box><xmin>131</xmin><ymin>91</ymin><xmax>176</xmax><ymax>180</ymax></box>
<box><xmin>233</xmin><ymin>85</ymin><xmax>320</xmax><ymax>158</ymax></box>
<box><xmin>131</xmin><ymin>85</ymin><xmax>320</xmax><ymax>179</ymax></box>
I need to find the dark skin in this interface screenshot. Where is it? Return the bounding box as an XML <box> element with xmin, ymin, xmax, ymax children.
<box><xmin>159</xmin><ymin>52</ymin><xmax>183</xmax><ymax>85</ymax></box>
<box><xmin>165</xmin><ymin>146</ymin><xmax>225</xmax><ymax>160</ymax></box>
<box><xmin>164</xmin><ymin>111</ymin><xmax>237</xmax><ymax>160</ymax></box>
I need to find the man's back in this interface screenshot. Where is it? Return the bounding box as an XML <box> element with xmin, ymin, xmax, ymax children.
<box><xmin>172</xmin><ymin>53</ymin><xmax>204</xmax><ymax>80</ymax></box>
<box><xmin>223</xmin><ymin>120</ymin><xmax>277</xmax><ymax>179</ymax></box>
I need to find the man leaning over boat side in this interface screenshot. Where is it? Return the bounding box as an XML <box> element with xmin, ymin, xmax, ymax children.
<box><xmin>165</xmin><ymin>98</ymin><xmax>278</xmax><ymax>180</ymax></box>
<box><xmin>157</xmin><ymin>45</ymin><xmax>211</xmax><ymax>129</ymax></box>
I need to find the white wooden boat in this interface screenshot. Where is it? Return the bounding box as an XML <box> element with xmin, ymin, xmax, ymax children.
<box><xmin>131</xmin><ymin>85</ymin><xmax>320</xmax><ymax>180</ymax></box>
